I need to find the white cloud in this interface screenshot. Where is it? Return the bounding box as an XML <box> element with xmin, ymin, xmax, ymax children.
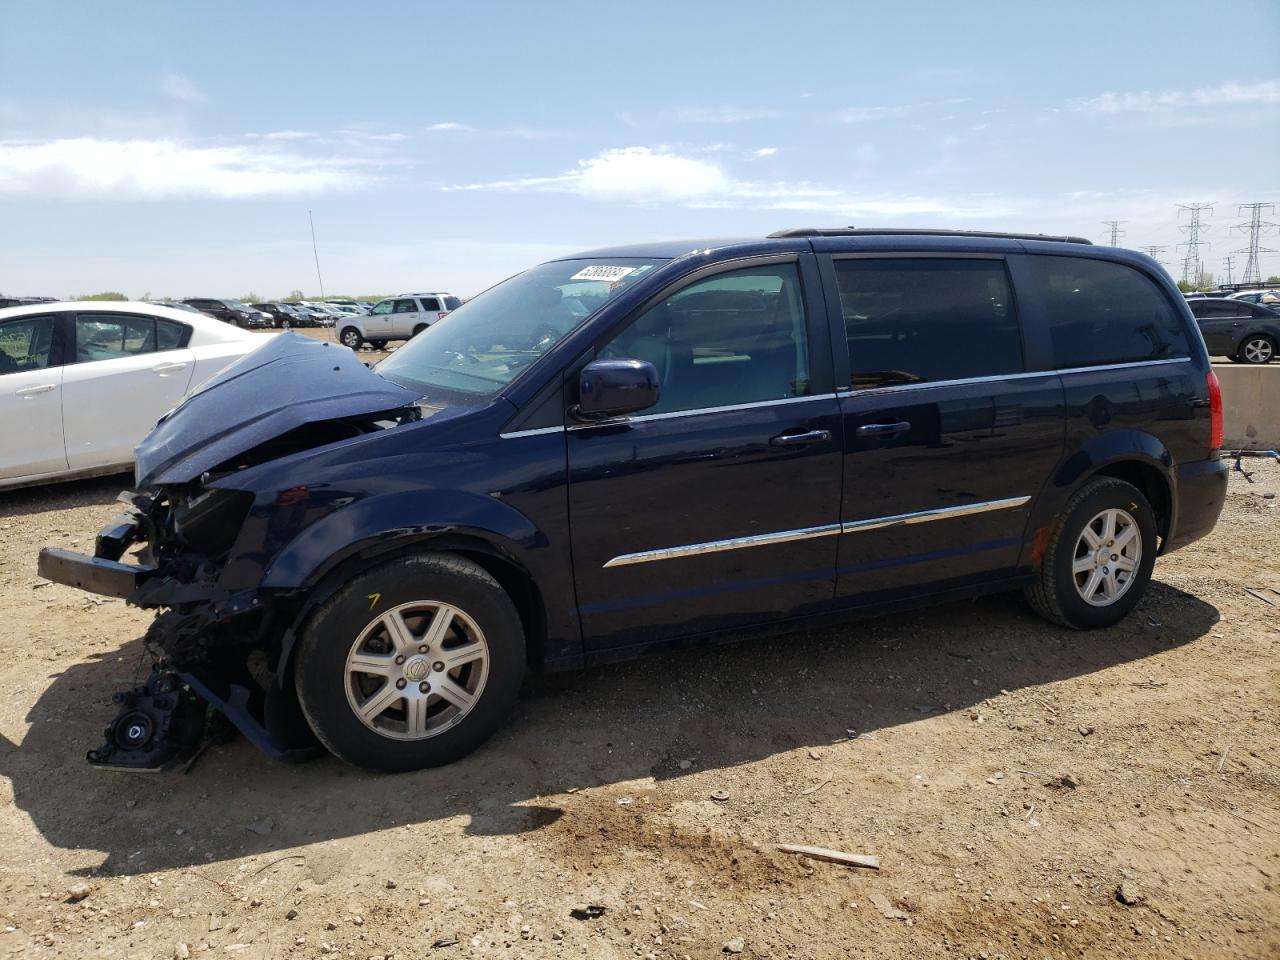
<box><xmin>426</xmin><ymin>122</ymin><xmax>473</xmax><ymax>132</ymax></box>
<box><xmin>668</xmin><ymin>106</ymin><xmax>781</xmax><ymax>124</ymax></box>
<box><xmin>0</xmin><ymin>137</ymin><xmax>374</xmax><ymax>199</ymax></box>
<box><xmin>838</xmin><ymin>98</ymin><xmax>969</xmax><ymax>123</ymax></box>
<box><xmin>161</xmin><ymin>73</ymin><xmax>206</xmax><ymax>104</ymax></box>
<box><xmin>752</xmin><ymin>146</ymin><xmax>780</xmax><ymax>158</ymax></box>
<box><xmin>1070</xmin><ymin>79</ymin><xmax>1280</xmax><ymax>114</ymax></box>
<box><xmin>444</xmin><ymin>145</ymin><xmax>1006</xmax><ymax>219</ymax></box>
<box><xmin>254</xmin><ymin>129</ymin><xmax>319</xmax><ymax>141</ymax></box>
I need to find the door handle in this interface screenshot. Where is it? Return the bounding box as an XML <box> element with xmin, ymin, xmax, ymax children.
<box><xmin>769</xmin><ymin>428</ymin><xmax>832</xmax><ymax>447</ymax></box>
<box><xmin>856</xmin><ymin>420</ymin><xmax>911</xmax><ymax>437</ymax></box>
<box><xmin>152</xmin><ymin>361</ymin><xmax>189</xmax><ymax>374</ymax></box>
<box><xmin>15</xmin><ymin>384</ymin><xmax>56</xmax><ymax>397</ymax></box>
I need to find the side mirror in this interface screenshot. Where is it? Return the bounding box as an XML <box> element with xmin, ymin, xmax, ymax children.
<box><xmin>576</xmin><ymin>358</ymin><xmax>660</xmax><ymax>419</ymax></box>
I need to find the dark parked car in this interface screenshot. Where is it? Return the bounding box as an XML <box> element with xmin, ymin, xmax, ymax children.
<box><xmin>252</xmin><ymin>302</ymin><xmax>310</xmax><ymax>329</ymax></box>
<box><xmin>1187</xmin><ymin>297</ymin><xmax>1279</xmax><ymax>363</ymax></box>
<box><xmin>183</xmin><ymin>298</ymin><xmax>257</xmax><ymax>327</ymax></box>
<box><xmin>40</xmin><ymin>229</ymin><xmax>1227</xmax><ymax>774</ymax></box>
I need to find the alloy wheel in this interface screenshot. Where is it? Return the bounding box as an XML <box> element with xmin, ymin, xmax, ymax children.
<box><xmin>341</xmin><ymin>329</ymin><xmax>361</xmax><ymax>348</ymax></box>
<box><xmin>1242</xmin><ymin>337</ymin><xmax>1274</xmax><ymax>363</ymax></box>
<box><xmin>1071</xmin><ymin>508</ymin><xmax>1142</xmax><ymax>607</ymax></box>
<box><xmin>344</xmin><ymin>601</ymin><xmax>490</xmax><ymax>740</ymax></box>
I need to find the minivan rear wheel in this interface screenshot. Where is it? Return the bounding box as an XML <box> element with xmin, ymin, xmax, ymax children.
<box><xmin>1025</xmin><ymin>477</ymin><xmax>1157</xmax><ymax>629</ymax></box>
<box><xmin>294</xmin><ymin>553</ymin><xmax>526</xmax><ymax>771</ymax></box>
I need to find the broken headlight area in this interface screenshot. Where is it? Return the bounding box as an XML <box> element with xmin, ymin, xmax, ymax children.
<box><xmin>82</xmin><ymin>486</ymin><xmax>322</xmax><ymax>771</ymax></box>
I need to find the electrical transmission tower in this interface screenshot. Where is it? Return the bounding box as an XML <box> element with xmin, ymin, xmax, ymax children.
<box><xmin>1221</xmin><ymin>255</ymin><xmax>1235</xmax><ymax>286</ymax></box>
<box><xmin>1102</xmin><ymin>220</ymin><xmax>1127</xmax><ymax>246</ymax></box>
<box><xmin>1230</xmin><ymin>202</ymin><xmax>1276</xmax><ymax>286</ymax></box>
<box><xmin>1177</xmin><ymin>202</ymin><xmax>1214</xmax><ymax>286</ymax></box>
<box><xmin>1139</xmin><ymin>244</ymin><xmax>1167</xmax><ymax>265</ymax></box>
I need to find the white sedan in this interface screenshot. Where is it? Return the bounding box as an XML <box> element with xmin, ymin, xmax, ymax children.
<box><xmin>0</xmin><ymin>301</ymin><xmax>274</xmax><ymax>490</ymax></box>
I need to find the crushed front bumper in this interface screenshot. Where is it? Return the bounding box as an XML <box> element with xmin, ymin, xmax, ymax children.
<box><xmin>38</xmin><ymin>546</ymin><xmax>155</xmax><ymax>599</ymax></box>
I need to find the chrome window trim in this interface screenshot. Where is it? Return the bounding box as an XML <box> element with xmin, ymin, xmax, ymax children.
<box><xmin>499</xmin><ymin>425</ymin><xmax>566</xmax><ymax>440</ymax></box>
<box><xmin>841</xmin><ymin>496</ymin><xmax>1030</xmax><ymax>534</ymax></box>
<box><xmin>602</xmin><ymin>496</ymin><xmax>1031</xmax><ymax>568</ymax></box>
<box><xmin>567</xmin><ymin>392</ymin><xmax>838</xmax><ymax>431</ymax></box>
<box><xmin>836</xmin><ymin>357</ymin><xmax>1190</xmax><ymax>398</ymax></box>
<box><xmin>603</xmin><ymin>523</ymin><xmax>842</xmax><ymax>568</ymax></box>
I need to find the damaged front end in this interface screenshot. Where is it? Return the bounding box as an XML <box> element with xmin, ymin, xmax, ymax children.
<box><xmin>37</xmin><ymin>334</ymin><xmax>425</xmax><ymax>771</ymax></box>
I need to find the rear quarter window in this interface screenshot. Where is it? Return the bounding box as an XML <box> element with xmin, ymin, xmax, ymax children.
<box><xmin>1028</xmin><ymin>256</ymin><xmax>1191</xmax><ymax>368</ymax></box>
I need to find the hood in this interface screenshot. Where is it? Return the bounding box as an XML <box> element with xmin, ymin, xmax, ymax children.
<box><xmin>135</xmin><ymin>333</ymin><xmax>421</xmax><ymax>487</ymax></box>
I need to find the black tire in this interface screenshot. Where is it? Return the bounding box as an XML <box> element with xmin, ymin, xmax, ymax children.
<box><xmin>1237</xmin><ymin>334</ymin><xmax>1276</xmax><ymax>364</ymax></box>
<box><xmin>369</xmin><ymin>339</ymin><xmax>388</xmax><ymax>350</ymax></box>
<box><xmin>280</xmin><ymin>318</ymin><xmax>292</xmax><ymax>331</ymax></box>
<box><xmin>294</xmin><ymin>553</ymin><xmax>525</xmax><ymax>771</ymax></box>
<box><xmin>339</xmin><ymin>326</ymin><xmax>363</xmax><ymax>350</ymax></box>
<box><xmin>1024</xmin><ymin>477</ymin><xmax>1158</xmax><ymax>630</ymax></box>
<box><xmin>412</xmin><ymin>324</ymin><xmax>428</xmax><ymax>338</ymax></box>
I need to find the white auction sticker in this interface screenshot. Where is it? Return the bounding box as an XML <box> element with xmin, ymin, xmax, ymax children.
<box><xmin>569</xmin><ymin>265</ymin><xmax>638</xmax><ymax>283</ymax></box>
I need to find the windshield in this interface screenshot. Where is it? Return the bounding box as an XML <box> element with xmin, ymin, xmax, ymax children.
<box><xmin>224</xmin><ymin>300</ymin><xmax>250</xmax><ymax>311</ymax></box>
<box><xmin>375</xmin><ymin>257</ymin><xmax>666</xmax><ymax>399</ymax></box>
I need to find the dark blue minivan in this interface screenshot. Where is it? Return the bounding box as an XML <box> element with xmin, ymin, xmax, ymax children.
<box><xmin>40</xmin><ymin>228</ymin><xmax>1229</xmax><ymax>772</ymax></box>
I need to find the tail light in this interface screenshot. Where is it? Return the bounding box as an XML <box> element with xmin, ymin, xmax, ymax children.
<box><xmin>437</xmin><ymin>311</ymin><xmax>449</xmax><ymax>321</ymax></box>
<box><xmin>1207</xmin><ymin>369</ymin><xmax>1223</xmax><ymax>450</ymax></box>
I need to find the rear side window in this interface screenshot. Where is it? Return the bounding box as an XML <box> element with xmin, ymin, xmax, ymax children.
<box><xmin>0</xmin><ymin>315</ymin><xmax>55</xmax><ymax>372</ymax></box>
<box><xmin>833</xmin><ymin>258</ymin><xmax>1022</xmax><ymax>389</ymax></box>
<box><xmin>156</xmin><ymin>319</ymin><xmax>189</xmax><ymax>350</ymax></box>
<box><xmin>1027</xmin><ymin>256</ymin><xmax>1191</xmax><ymax>368</ymax></box>
<box><xmin>75</xmin><ymin>314</ymin><xmax>157</xmax><ymax>362</ymax></box>
<box><xmin>419</xmin><ymin>297</ymin><xmax>441</xmax><ymax>312</ymax></box>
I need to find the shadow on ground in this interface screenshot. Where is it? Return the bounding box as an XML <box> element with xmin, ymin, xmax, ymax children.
<box><xmin>0</xmin><ymin>580</ymin><xmax>1217</xmax><ymax>876</ymax></box>
<box><xmin>0</xmin><ymin>473</ymin><xmax>130</xmax><ymax>520</ymax></box>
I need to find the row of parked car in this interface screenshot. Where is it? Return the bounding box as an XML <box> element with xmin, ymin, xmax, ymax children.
<box><xmin>1183</xmin><ymin>289</ymin><xmax>1280</xmax><ymax>364</ymax></box>
<box><xmin>175</xmin><ymin>298</ymin><xmax>372</xmax><ymax>329</ymax></box>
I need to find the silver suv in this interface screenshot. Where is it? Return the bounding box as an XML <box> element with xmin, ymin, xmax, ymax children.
<box><xmin>338</xmin><ymin>292</ymin><xmax>462</xmax><ymax>349</ymax></box>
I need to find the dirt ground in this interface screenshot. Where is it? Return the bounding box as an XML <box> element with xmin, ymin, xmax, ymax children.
<box><xmin>0</xmin><ymin>457</ymin><xmax>1277</xmax><ymax>960</ymax></box>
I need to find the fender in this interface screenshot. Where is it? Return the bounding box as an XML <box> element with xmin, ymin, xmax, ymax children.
<box><xmin>1023</xmin><ymin>428</ymin><xmax>1176</xmax><ymax>568</ymax></box>
<box><xmin>260</xmin><ymin>487</ymin><xmax>554</xmax><ymax>590</ymax></box>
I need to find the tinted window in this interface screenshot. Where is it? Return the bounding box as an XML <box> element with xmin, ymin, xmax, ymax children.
<box><xmin>156</xmin><ymin>319</ymin><xmax>189</xmax><ymax>350</ymax></box>
<box><xmin>419</xmin><ymin>297</ymin><xmax>441</xmax><ymax>312</ymax></box>
<box><xmin>0</xmin><ymin>315</ymin><xmax>55</xmax><ymax>373</ymax></box>
<box><xmin>599</xmin><ymin>263</ymin><xmax>810</xmax><ymax>415</ymax></box>
<box><xmin>1028</xmin><ymin>256</ymin><xmax>1191</xmax><ymax>368</ymax></box>
<box><xmin>833</xmin><ymin>258</ymin><xmax>1021</xmax><ymax>389</ymax></box>
<box><xmin>443</xmin><ymin>296</ymin><xmax>463</xmax><ymax>311</ymax></box>
<box><xmin>1250</xmin><ymin>305</ymin><xmax>1278</xmax><ymax>319</ymax></box>
<box><xmin>393</xmin><ymin>299</ymin><xmax>418</xmax><ymax>313</ymax></box>
<box><xmin>75</xmin><ymin>314</ymin><xmax>156</xmax><ymax>362</ymax></box>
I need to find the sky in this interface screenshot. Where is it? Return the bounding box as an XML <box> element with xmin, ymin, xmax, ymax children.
<box><xmin>1</xmin><ymin>0</ymin><xmax>1278</xmax><ymax>299</ymax></box>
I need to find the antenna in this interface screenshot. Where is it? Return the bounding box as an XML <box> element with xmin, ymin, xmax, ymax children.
<box><xmin>308</xmin><ymin>209</ymin><xmax>326</xmax><ymax>299</ymax></box>
<box><xmin>1176</xmin><ymin>202</ymin><xmax>1214</xmax><ymax>286</ymax></box>
<box><xmin>1230</xmin><ymin>202</ymin><xmax>1277</xmax><ymax>287</ymax></box>
<box><xmin>1101</xmin><ymin>220</ymin><xmax>1128</xmax><ymax>246</ymax></box>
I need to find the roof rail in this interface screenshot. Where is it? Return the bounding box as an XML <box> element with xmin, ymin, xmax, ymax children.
<box><xmin>767</xmin><ymin>227</ymin><xmax>1094</xmax><ymax>245</ymax></box>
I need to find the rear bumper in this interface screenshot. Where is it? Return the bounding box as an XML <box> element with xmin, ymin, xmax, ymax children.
<box><xmin>1165</xmin><ymin>456</ymin><xmax>1229</xmax><ymax>553</ymax></box>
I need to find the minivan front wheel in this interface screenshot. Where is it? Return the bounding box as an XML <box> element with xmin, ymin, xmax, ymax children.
<box><xmin>294</xmin><ymin>553</ymin><xmax>526</xmax><ymax>771</ymax></box>
<box><xmin>1025</xmin><ymin>477</ymin><xmax>1157</xmax><ymax>629</ymax></box>
<box><xmin>1239</xmin><ymin>335</ymin><xmax>1275</xmax><ymax>364</ymax></box>
<box><xmin>339</xmin><ymin>327</ymin><xmax>363</xmax><ymax>349</ymax></box>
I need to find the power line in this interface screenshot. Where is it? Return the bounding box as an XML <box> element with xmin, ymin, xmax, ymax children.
<box><xmin>1101</xmin><ymin>220</ymin><xmax>1127</xmax><ymax>246</ymax></box>
<box><xmin>1230</xmin><ymin>202</ymin><xmax>1277</xmax><ymax>287</ymax></box>
<box><xmin>1221</xmin><ymin>255</ymin><xmax>1235</xmax><ymax>286</ymax></box>
<box><xmin>1139</xmin><ymin>244</ymin><xmax>1168</xmax><ymax>266</ymax></box>
<box><xmin>1177</xmin><ymin>202</ymin><xmax>1214</xmax><ymax>286</ymax></box>
<box><xmin>308</xmin><ymin>209</ymin><xmax>326</xmax><ymax>299</ymax></box>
